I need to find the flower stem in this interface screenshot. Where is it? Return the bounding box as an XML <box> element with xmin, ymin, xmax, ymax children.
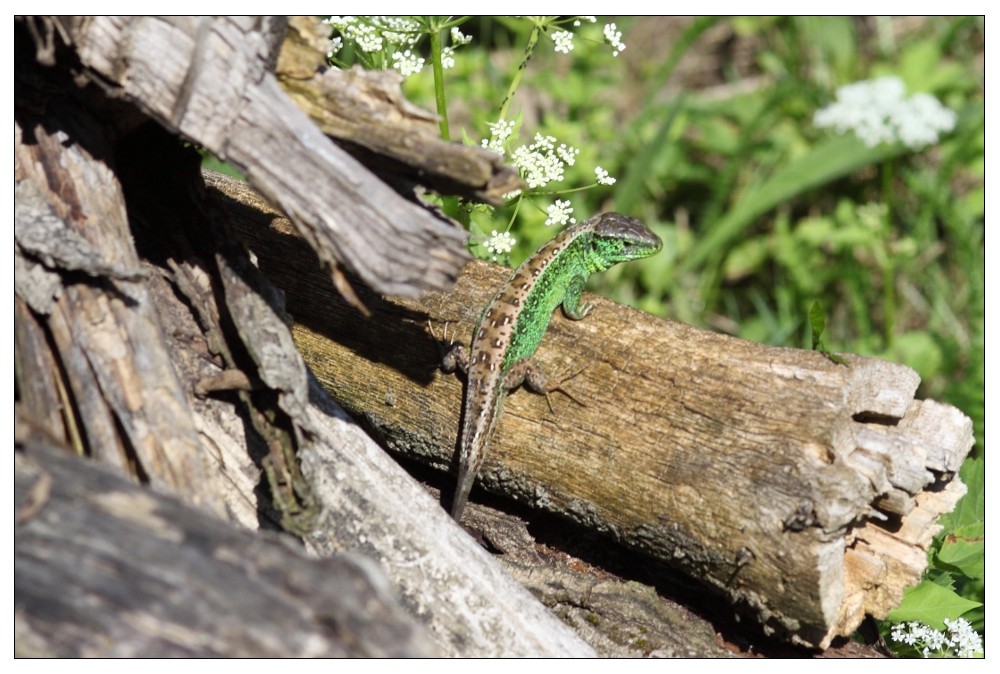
<box><xmin>498</xmin><ymin>24</ymin><xmax>541</xmax><ymax>122</ymax></box>
<box><xmin>429</xmin><ymin>27</ymin><xmax>450</xmax><ymax>140</ymax></box>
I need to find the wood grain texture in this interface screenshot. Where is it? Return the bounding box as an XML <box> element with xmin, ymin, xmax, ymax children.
<box><xmin>15</xmin><ymin>118</ymin><xmax>226</xmax><ymax>517</ymax></box>
<box><xmin>58</xmin><ymin>15</ymin><xmax>469</xmax><ymax>298</ymax></box>
<box><xmin>14</xmin><ymin>437</ymin><xmax>439</xmax><ymax>658</ymax></box>
<box><xmin>210</xmin><ymin>171</ymin><xmax>974</xmax><ymax>649</ymax></box>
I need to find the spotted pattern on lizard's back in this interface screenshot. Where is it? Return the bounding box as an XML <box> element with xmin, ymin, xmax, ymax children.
<box><xmin>439</xmin><ymin>213</ymin><xmax>662</xmax><ymax>520</ymax></box>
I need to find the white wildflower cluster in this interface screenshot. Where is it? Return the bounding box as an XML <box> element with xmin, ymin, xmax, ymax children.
<box><xmin>573</xmin><ymin>16</ymin><xmax>597</xmax><ymax>27</ymax></box>
<box><xmin>603</xmin><ymin>23</ymin><xmax>626</xmax><ymax>57</ymax></box>
<box><xmin>813</xmin><ymin>76</ymin><xmax>957</xmax><ymax>150</ymax></box>
<box><xmin>545</xmin><ymin>199</ymin><xmax>576</xmax><ymax>227</ymax></box>
<box><xmin>325</xmin><ymin>16</ymin><xmax>428</xmax><ymax>76</ymax></box>
<box><xmin>441</xmin><ymin>46</ymin><xmax>456</xmax><ymax>69</ymax></box>
<box><xmin>441</xmin><ymin>26</ymin><xmax>473</xmax><ymax>70</ymax></box>
<box><xmin>594</xmin><ymin>166</ymin><xmax>616</xmax><ymax>185</ymax></box>
<box><xmin>484</xmin><ymin>230</ymin><xmax>516</xmax><ymax>261</ymax></box>
<box><xmin>482</xmin><ymin>119</ymin><xmax>516</xmax><ymax>156</ymax></box>
<box><xmin>510</xmin><ymin>133</ymin><xmax>580</xmax><ymax>189</ymax></box>
<box><xmin>327</xmin><ymin>36</ymin><xmax>343</xmax><ymax>59</ymax></box>
<box><xmin>326</xmin><ymin>16</ymin><xmax>386</xmax><ymax>53</ymax></box>
<box><xmin>890</xmin><ymin>618</ymin><xmax>983</xmax><ymax>658</ymax></box>
<box><xmin>552</xmin><ymin>30</ymin><xmax>575</xmax><ymax>54</ymax></box>
<box><xmin>451</xmin><ymin>26</ymin><xmax>473</xmax><ymax>46</ymax></box>
<box><xmin>392</xmin><ymin>50</ymin><xmax>425</xmax><ymax>77</ymax></box>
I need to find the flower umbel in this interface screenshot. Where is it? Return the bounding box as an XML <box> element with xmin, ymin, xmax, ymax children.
<box><xmin>482</xmin><ymin>119</ymin><xmax>516</xmax><ymax>156</ymax></box>
<box><xmin>603</xmin><ymin>23</ymin><xmax>626</xmax><ymax>57</ymax></box>
<box><xmin>552</xmin><ymin>30</ymin><xmax>575</xmax><ymax>54</ymax></box>
<box><xmin>813</xmin><ymin>76</ymin><xmax>956</xmax><ymax>149</ymax></box>
<box><xmin>391</xmin><ymin>50</ymin><xmax>425</xmax><ymax>77</ymax></box>
<box><xmin>484</xmin><ymin>230</ymin><xmax>516</xmax><ymax>261</ymax></box>
<box><xmin>890</xmin><ymin>619</ymin><xmax>983</xmax><ymax>658</ymax></box>
<box><xmin>511</xmin><ymin>133</ymin><xmax>580</xmax><ymax>189</ymax></box>
<box><xmin>595</xmin><ymin>166</ymin><xmax>616</xmax><ymax>185</ymax></box>
<box><xmin>545</xmin><ymin>200</ymin><xmax>576</xmax><ymax>227</ymax></box>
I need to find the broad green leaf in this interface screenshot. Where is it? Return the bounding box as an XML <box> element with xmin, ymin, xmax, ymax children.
<box><xmin>886</xmin><ymin>579</ymin><xmax>982</xmax><ymax>630</ymax></box>
<box><xmin>809</xmin><ymin>301</ymin><xmax>825</xmax><ymax>349</ymax></box>
<box><xmin>936</xmin><ymin>522</ymin><xmax>984</xmax><ymax>580</ymax></box>
<box><xmin>678</xmin><ymin>134</ymin><xmax>910</xmax><ymax>276</ymax></box>
<box><xmin>941</xmin><ymin>456</ymin><xmax>984</xmax><ymax>530</ymax></box>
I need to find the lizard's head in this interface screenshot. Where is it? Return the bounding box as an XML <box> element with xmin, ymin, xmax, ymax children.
<box><xmin>589</xmin><ymin>213</ymin><xmax>662</xmax><ymax>266</ymax></box>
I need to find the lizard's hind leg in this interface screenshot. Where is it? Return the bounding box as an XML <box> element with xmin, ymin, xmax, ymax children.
<box><xmin>503</xmin><ymin>359</ymin><xmax>589</xmax><ymax>414</ymax></box>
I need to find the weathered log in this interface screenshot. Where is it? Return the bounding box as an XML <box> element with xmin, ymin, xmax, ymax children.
<box><xmin>277</xmin><ymin>17</ymin><xmax>524</xmax><ymax>205</ymax></box>
<box><xmin>15</xmin><ymin>116</ymin><xmax>228</xmax><ymax>517</ymax></box>
<box><xmin>14</xmin><ymin>429</ymin><xmax>439</xmax><ymax>657</ymax></box>
<box><xmin>209</xmin><ymin>171</ymin><xmax>974</xmax><ymax>649</ymax></box>
<box><xmin>46</xmin><ymin>15</ymin><xmax>469</xmax><ymax>299</ymax></box>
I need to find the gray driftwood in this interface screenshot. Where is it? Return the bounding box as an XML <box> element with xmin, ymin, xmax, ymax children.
<box><xmin>48</xmin><ymin>15</ymin><xmax>469</xmax><ymax>299</ymax></box>
<box><xmin>14</xmin><ymin>430</ymin><xmax>438</xmax><ymax>658</ymax></box>
<box><xmin>210</xmin><ymin>171</ymin><xmax>974</xmax><ymax>649</ymax></box>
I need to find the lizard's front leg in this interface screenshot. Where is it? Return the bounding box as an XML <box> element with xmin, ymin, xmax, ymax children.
<box><xmin>561</xmin><ymin>274</ymin><xmax>592</xmax><ymax>320</ymax></box>
<box><xmin>428</xmin><ymin>320</ymin><xmax>470</xmax><ymax>375</ymax></box>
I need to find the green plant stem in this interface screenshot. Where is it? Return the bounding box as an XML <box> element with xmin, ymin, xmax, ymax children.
<box><xmin>429</xmin><ymin>27</ymin><xmax>450</xmax><ymax>140</ymax></box>
<box><xmin>882</xmin><ymin>252</ymin><xmax>896</xmax><ymax>349</ymax></box>
<box><xmin>881</xmin><ymin>159</ymin><xmax>896</xmax><ymax>349</ymax></box>
<box><xmin>498</xmin><ymin>24</ymin><xmax>541</xmax><ymax>121</ymax></box>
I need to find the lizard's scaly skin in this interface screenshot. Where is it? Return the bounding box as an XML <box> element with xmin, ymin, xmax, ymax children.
<box><xmin>445</xmin><ymin>213</ymin><xmax>662</xmax><ymax>520</ymax></box>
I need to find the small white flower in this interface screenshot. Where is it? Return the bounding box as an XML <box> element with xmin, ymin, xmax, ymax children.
<box><xmin>484</xmin><ymin>230</ymin><xmax>516</xmax><ymax>260</ymax></box>
<box><xmin>511</xmin><ymin>134</ymin><xmax>579</xmax><ymax>189</ymax></box>
<box><xmin>890</xmin><ymin>619</ymin><xmax>983</xmax><ymax>658</ymax></box>
<box><xmin>441</xmin><ymin>46</ymin><xmax>456</xmax><ymax>69</ymax></box>
<box><xmin>813</xmin><ymin>76</ymin><xmax>956</xmax><ymax>150</ymax></box>
<box><xmin>326</xmin><ymin>36</ymin><xmax>343</xmax><ymax>59</ymax></box>
<box><xmin>391</xmin><ymin>50</ymin><xmax>425</xmax><ymax>77</ymax></box>
<box><xmin>595</xmin><ymin>166</ymin><xmax>616</xmax><ymax>185</ymax></box>
<box><xmin>451</xmin><ymin>26</ymin><xmax>472</xmax><ymax>45</ymax></box>
<box><xmin>481</xmin><ymin>119</ymin><xmax>516</xmax><ymax>155</ymax></box>
<box><xmin>502</xmin><ymin>189</ymin><xmax>522</xmax><ymax>200</ymax></box>
<box><xmin>552</xmin><ymin>30</ymin><xmax>574</xmax><ymax>54</ymax></box>
<box><xmin>351</xmin><ymin>24</ymin><xmax>383</xmax><ymax>53</ymax></box>
<box><xmin>603</xmin><ymin>22</ymin><xmax>626</xmax><ymax>57</ymax></box>
<box><xmin>545</xmin><ymin>199</ymin><xmax>576</xmax><ymax>227</ymax></box>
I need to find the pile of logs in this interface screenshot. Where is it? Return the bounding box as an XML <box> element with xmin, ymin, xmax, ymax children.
<box><xmin>15</xmin><ymin>16</ymin><xmax>973</xmax><ymax>657</ymax></box>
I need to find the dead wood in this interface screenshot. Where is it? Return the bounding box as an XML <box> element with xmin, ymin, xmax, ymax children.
<box><xmin>210</xmin><ymin>171</ymin><xmax>974</xmax><ymax>649</ymax></box>
<box><xmin>276</xmin><ymin>17</ymin><xmax>524</xmax><ymax>205</ymax></box>
<box><xmin>14</xmin><ymin>430</ymin><xmax>438</xmax><ymax>657</ymax></box>
<box><xmin>14</xmin><ymin>19</ymin><xmax>596</xmax><ymax>656</ymax></box>
<box><xmin>45</xmin><ymin>15</ymin><xmax>469</xmax><ymax>299</ymax></box>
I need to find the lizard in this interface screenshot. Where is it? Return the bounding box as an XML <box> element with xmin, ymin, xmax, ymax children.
<box><xmin>436</xmin><ymin>213</ymin><xmax>662</xmax><ymax>521</ymax></box>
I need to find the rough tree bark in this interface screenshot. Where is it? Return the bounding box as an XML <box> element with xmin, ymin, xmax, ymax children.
<box><xmin>208</xmin><ymin>171</ymin><xmax>974</xmax><ymax>649</ymax></box>
<box><xmin>15</xmin><ymin>430</ymin><xmax>439</xmax><ymax>657</ymax></box>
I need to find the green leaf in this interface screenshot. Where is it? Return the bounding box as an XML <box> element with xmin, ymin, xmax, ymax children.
<box><xmin>808</xmin><ymin>301</ymin><xmax>848</xmax><ymax>365</ymax></box>
<box><xmin>886</xmin><ymin>579</ymin><xmax>982</xmax><ymax>630</ymax></box>
<box><xmin>936</xmin><ymin>522</ymin><xmax>984</xmax><ymax>580</ymax></box>
<box><xmin>941</xmin><ymin>456</ymin><xmax>984</xmax><ymax>530</ymax></box>
<box><xmin>809</xmin><ymin>301</ymin><xmax>825</xmax><ymax>349</ymax></box>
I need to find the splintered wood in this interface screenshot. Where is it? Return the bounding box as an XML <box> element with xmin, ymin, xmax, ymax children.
<box><xmin>213</xmin><ymin>172</ymin><xmax>974</xmax><ymax>649</ymax></box>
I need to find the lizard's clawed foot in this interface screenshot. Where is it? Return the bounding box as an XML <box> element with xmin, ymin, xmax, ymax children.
<box><xmin>427</xmin><ymin>319</ymin><xmax>469</xmax><ymax>374</ymax></box>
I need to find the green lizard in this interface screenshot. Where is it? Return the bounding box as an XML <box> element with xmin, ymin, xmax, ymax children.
<box><xmin>438</xmin><ymin>213</ymin><xmax>662</xmax><ymax>520</ymax></box>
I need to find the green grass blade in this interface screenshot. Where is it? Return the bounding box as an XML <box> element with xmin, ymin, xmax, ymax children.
<box><xmin>678</xmin><ymin>134</ymin><xmax>911</xmax><ymax>276</ymax></box>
